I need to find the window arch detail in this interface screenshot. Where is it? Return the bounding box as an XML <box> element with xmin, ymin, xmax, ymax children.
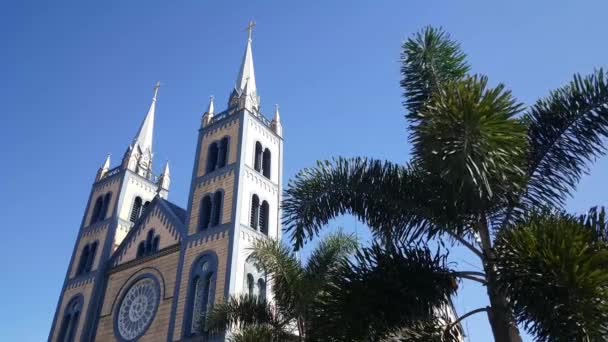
<box><xmin>184</xmin><ymin>252</ymin><xmax>218</xmax><ymax>337</ymax></box>
<box><xmin>57</xmin><ymin>295</ymin><xmax>83</xmax><ymax>342</ymax></box>
<box><xmin>75</xmin><ymin>241</ymin><xmax>98</xmax><ymax>276</ymax></box>
<box><xmin>199</xmin><ymin>190</ymin><xmax>224</xmax><ymax>231</ymax></box>
<box><xmin>136</xmin><ymin>229</ymin><xmax>160</xmax><ymax>258</ymax></box>
<box><xmin>90</xmin><ymin>192</ymin><xmax>113</xmax><ymax>225</ymax></box>
<box><xmin>129</xmin><ymin>197</ymin><xmax>143</xmax><ymax>223</ymax></box>
<box><xmin>250</xmin><ymin>195</ymin><xmax>260</xmax><ymax>230</ymax></box>
<box><xmin>262</xmin><ymin>148</ymin><xmax>271</xmax><ymax>178</ymax></box>
<box><xmin>206</xmin><ymin>136</ymin><xmax>230</xmax><ymax>174</ymax></box>
<box><xmin>244</xmin><ymin>256</ymin><xmax>266</xmax><ymax>299</ymax></box>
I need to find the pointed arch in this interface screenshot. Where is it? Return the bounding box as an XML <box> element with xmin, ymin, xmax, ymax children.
<box><xmin>254</xmin><ymin>142</ymin><xmax>263</xmax><ymax>172</ymax></box>
<box><xmin>250</xmin><ymin>194</ymin><xmax>260</xmax><ymax>230</ymax></box>
<box><xmin>137</xmin><ymin>241</ymin><xmax>146</xmax><ymax>258</ymax></box>
<box><xmin>211</xmin><ymin>191</ymin><xmax>223</xmax><ymax>227</ymax></box>
<box><xmin>100</xmin><ymin>192</ymin><xmax>112</xmax><ymax>221</ymax></box>
<box><xmin>90</xmin><ymin>196</ymin><xmax>103</xmax><ymax>225</ymax></box>
<box><xmin>247</xmin><ymin>274</ymin><xmax>255</xmax><ymax>296</ymax></box>
<box><xmin>199</xmin><ymin>195</ymin><xmax>212</xmax><ymax>231</ymax></box>
<box><xmin>129</xmin><ymin>197</ymin><xmax>143</xmax><ymax>223</ymax></box>
<box><xmin>257</xmin><ymin>278</ymin><xmax>266</xmax><ymax>301</ymax></box>
<box><xmin>84</xmin><ymin>241</ymin><xmax>98</xmax><ymax>273</ymax></box>
<box><xmin>76</xmin><ymin>245</ymin><xmax>90</xmax><ymax>276</ymax></box>
<box><xmin>218</xmin><ymin>137</ymin><xmax>230</xmax><ymax>168</ymax></box>
<box><xmin>262</xmin><ymin>148</ymin><xmax>271</xmax><ymax>178</ymax></box>
<box><xmin>260</xmin><ymin>201</ymin><xmax>269</xmax><ymax>235</ymax></box>
<box><xmin>206</xmin><ymin>142</ymin><xmax>219</xmax><ymax>173</ymax></box>
<box><xmin>184</xmin><ymin>252</ymin><xmax>218</xmax><ymax>337</ymax></box>
<box><xmin>57</xmin><ymin>295</ymin><xmax>83</xmax><ymax>342</ymax></box>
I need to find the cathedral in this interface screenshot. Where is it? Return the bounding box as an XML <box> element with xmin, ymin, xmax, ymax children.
<box><xmin>49</xmin><ymin>22</ymin><xmax>282</xmax><ymax>342</ymax></box>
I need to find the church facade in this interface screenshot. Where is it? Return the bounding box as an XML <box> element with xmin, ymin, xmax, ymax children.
<box><xmin>49</xmin><ymin>24</ymin><xmax>282</xmax><ymax>342</ymax></box>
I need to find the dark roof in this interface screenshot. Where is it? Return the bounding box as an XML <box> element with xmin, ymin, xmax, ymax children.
<box><xmin>159</xmin><ymin>198</ymin><xmax>187</xmax><ymax>224</ymax></box>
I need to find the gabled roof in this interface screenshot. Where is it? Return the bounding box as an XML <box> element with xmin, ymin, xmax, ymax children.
<box><xmin>109</xmin><ymin>195</ymin><xmax>186</xmax><ymax>267</ymax></box>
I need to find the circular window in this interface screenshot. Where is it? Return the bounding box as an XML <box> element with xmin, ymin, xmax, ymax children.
<box><xmin>116</xmin><ymin>276</ymin><xmax>160</xmax><ymax>341</ymax></box>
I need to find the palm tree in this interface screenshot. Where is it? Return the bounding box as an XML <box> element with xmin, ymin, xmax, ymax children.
<box><xmin>281</xmin><ymin>26</ymin><xmax>608</xmax><ymax>342</ymax></box>
<box><xmin>205</xmin><ymin>230</ymin><xmax>358</xmax><ymax>341</ymax></box>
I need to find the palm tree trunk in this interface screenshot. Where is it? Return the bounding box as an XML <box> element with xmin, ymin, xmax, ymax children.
<box><xmin>478</xmin><ymin>217</ymin><xmax>522</xmax><ymax>342</ymax></box>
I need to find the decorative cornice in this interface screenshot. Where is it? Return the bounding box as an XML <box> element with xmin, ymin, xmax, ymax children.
<box><xmin>244</xmin><ymin>166</ymin><xmax>278</xmax><ymax>194</ymax></box>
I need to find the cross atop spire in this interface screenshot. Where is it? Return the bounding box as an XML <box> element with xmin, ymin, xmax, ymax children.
<box><xmin>132</xmin><ymin>81</ymin><xmax>160</xmax><ymax>154</ymax></box>
<box><xmin>245</xmin><ymin>20</ymin><xmax>255</xmax><ymax>41</ymax></box>
<box><xmin>231</xmin><ymin>20</ymin><xmax>258</xmax><ymax>110</ymax></box>
<box><xmin>153</xmin><ymin>81</ymin><xmax>161</xmax><ymax>101</ymax></box>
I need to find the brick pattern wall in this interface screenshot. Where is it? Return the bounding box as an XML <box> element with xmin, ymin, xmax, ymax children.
<box><xmin>70</xmin><ymin>223</ymin><xmax>109</xmax><ymax>278</ymax></box>
<box><xmin>172</xmin><ymin>232</ymin><xmax>230</xmax><ymax>340</ymax></box>
<box><xmin>95</xmin><ymin>251</ymin><xmax>180</xmax><ymax>341</ymax></box>
<box><xmin>188</xmin><ymin>171</ymin><xmax>235</xmax><ymax>235</ymax></box>
<box><xmin>50</xmin><ymin>281</ymin><xmax>94</xmax><ymax>342</ymax></box>
<box><xmin>196</xmin><ymin>118</ymin><xmax>240</xmax><ymax>178</ymax></box>
<box><xmin>85</xmin><ymin>177</ymin><xmax>121</xmax><ymax>227</ymax></box>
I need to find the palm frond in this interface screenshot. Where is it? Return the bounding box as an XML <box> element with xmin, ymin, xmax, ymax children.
<box><xmin>283</xmin><ymin>157</ymin><xmax>435</xmax><ymax>250</ymax></box>
<box><xmin>304</xmin><ymin>229</ymin><xmax>358</xmax><ymax>284</ymax></box>
<box><xmin>412</xmin><ymin>75</ymin><xmax>527</xmax><ymax>226</ymax></box>
<box><xmin>401</xmin><ymin>26</ymin><xmax>470</xmax><ymax>120</ymax></box>
<box><xmin>205</xmin><ymin>295</ymin><xmax>276</xmax><ymax>334</ymax></box>
<box><xmin>309</xmin><ymin>242</ymin><xmax>457</xmax><ymax>341</ymax></box>
<box><xmin>249</xmin><ymin>238</ymin><xmax>303</xmax><ymax>316</ymax></box>
<box><xmin>523</xmin><ymin>69</ymin><xmax>608</xmax><ymax>208</ymax></box>
<box><xmin>494</xmin><ymin>211</ymin><xmax>608</xmax><ymax>341</ymax></box>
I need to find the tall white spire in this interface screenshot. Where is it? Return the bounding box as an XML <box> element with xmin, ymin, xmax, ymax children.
<box><xmin>133</xmin><ymin>81</ymin><xmax>160</xmax><ymax>153</ymax></box>
<box><xmin>235</xmin><ymin>20</ymin><xmax>257</xmax><ymax>96</ymax></box>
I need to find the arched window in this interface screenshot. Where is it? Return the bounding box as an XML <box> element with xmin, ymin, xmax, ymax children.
<box><xmin>250</xmin><ymin>195</ymin><xmax>260</xmax><ymax>230</ymax></box>
<box><xmin>129</xmin><ymin>197</ymin><xmax>143</xmax><ymax>223</ymax></box>
<box><xmin>247</xmin><ymin>274</ymin><xmax>255</xmax><ymax>297</ymax></box>
<box><xmin>143</xmin><ymin>200</ymin><xmax>150</xmax><ymax>213</ymax></box>
<box><xmin>206</xmin><ymin>142</ymin><xmax>219</xmax><ymax>173</ymax></box>
<box><xmin>146</xmin><ymin>230</ymin><xmax>154</xmax><ymax>251</ymax></box>
<box><xmin>90</xmin><ymin>196</ymin><xmax>103</xmax><ymax>225</ymax></box>
<box><xmin>199</xmin><ymin>195</ymin><xmax>212</xmax><ymax>231</ymax></box>
<box><xmin>84</xmin><ymin>241</ymin><xmax>98</xmax><ymax>273</ymax></box>
<box><xmin>186</xmin><ymin>255</ymin><xmax>217</xmax><ymax>337</ymax></box>
<box><xmin>260</xmin><ymin>201</ymin><xmax>269</xmax><ymax>235</ymax></box>
<box><xmin>211</xmin><ymin>191</ymin><xmax>223</xmax><ymax>227</ymax></box>
<box><xmin>137</xmin><ymin>241</ymin><xmax>145</xmax><ymax>258</ymax></box>
<box><xmin>262</xmin><ymin>148</ymin><xmax>271</xmax><ymax>178</ymax></box>
<box><xmin>99</xmin><ymin>192</ymin><xmax>112</xmax><ymax>221</ymax></box>
<box><xmin>257</xmin><ymin>279</ymin><xmax>266</xmax><ymax>301</ymax></box>
<box><xmin>136</xmin><ymin>230</ymin><xmax>160</xmax><ymax>258</ymax></box>
<box><xmin>254</xmin><ymin>142</ymin><xmax>263</xmax><ymax>172</ymax></box>
<box><xmin>57</xmin><ymin>296</ymin><xmax>82</xmax><ymax>342</ymax></box>
<box><xmin>217</xmin><ymin>137</ymin><xmax>229</xmax><ymax>168</ymax></box>
<box><xmin>152</xmin><ymin>236</ymin><xmax>160</xmax><ymax>253</ymax></box>
<box><xmin>76</xmin><ymin>245</ymin><xmax>90</xmax><ymax>276</ymax></box>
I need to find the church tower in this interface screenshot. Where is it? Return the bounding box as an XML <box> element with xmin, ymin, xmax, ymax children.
<box><xmin>49</xmin><ymin>22</ymin><xmax>283</xmax><ymax>342</ymax></box>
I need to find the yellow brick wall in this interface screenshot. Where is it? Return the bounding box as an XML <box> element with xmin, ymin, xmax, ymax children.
<box><xmin>196</xmin><ymin>118</ymin><xmax>240</xmax><ymax>177</ymax></box>
<box><xmin>85</xmin><ymin>177</ymin><xmax>121</xmax><ymax>227</ymax></box>
<box><xmin>117</xmin><ymin>208</ymin><xmax>180</xmax><ymax>266</ymax></box>
<box><xmin>95</xmin><ymin>251</ymin><xmax>180</xmax><ymax>341</ymax></box>
<box><xmin>50</xmin><ymin>281</ymin><xmax>94</xmax><ymax>342</ymax></box>
<box><xmin>188</xmin><ymin>171</ymin><xmax>235</xmax><ymax>235</ymax></box>
<box><xmin>70</xmin><ymin>224</ymin><xmax>109</xmax><ymax>278</ymax></box>
<box><xmin>172</xmin><ymin>232</ymin><xmax>230</xmax><ymax>340</ymax></box>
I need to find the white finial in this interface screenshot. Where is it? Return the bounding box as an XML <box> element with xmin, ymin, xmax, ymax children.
<box><xmin>207</xmin><ymin>95</ymin><xmax>215</xmax><ymax>114</ymax></box>
<box><xmin>245</xmin><ymin>20</ymin><xmax>255</xmax><ymax>42</ymax></box>
<box><xmin>273</xmin><ymin>104</ymin><xmax>281</xmax><ymax>122</ymax></box>
<box><xmin>162</xmin><ymin>160</ymin><xmax>170</xmax><ymax>177</ymax></box>
<box><xmin>102</xmin><ymin>153</ymin><xmax>111</xmax><ymax>170</ymax></box>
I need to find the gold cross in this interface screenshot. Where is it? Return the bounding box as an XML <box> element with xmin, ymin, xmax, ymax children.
<box><xmin>245</xmin><ymin>20</ymin><xmax>255</xmax><ymax>41</ymax></box>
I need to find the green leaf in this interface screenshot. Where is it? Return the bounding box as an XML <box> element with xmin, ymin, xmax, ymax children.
<box><xmin>401</xmin><ymin>26</ymin><xmax>470</xmax><ymax>120</ymax></box>
<box><xmin>494</xmin><ymin>209</ymin><xmax>608</xmax><ymax>341</ymax></box>
<box><xmin>523</xmin><ymin>69</ymin><xmax>608</xmax><ymax>209</ymax></box>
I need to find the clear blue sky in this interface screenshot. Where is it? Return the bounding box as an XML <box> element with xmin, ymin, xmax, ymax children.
<box><xmin>1</xmin><ymin>1</ymin><xmax>607</xmax><ymax>341</ymax></box>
